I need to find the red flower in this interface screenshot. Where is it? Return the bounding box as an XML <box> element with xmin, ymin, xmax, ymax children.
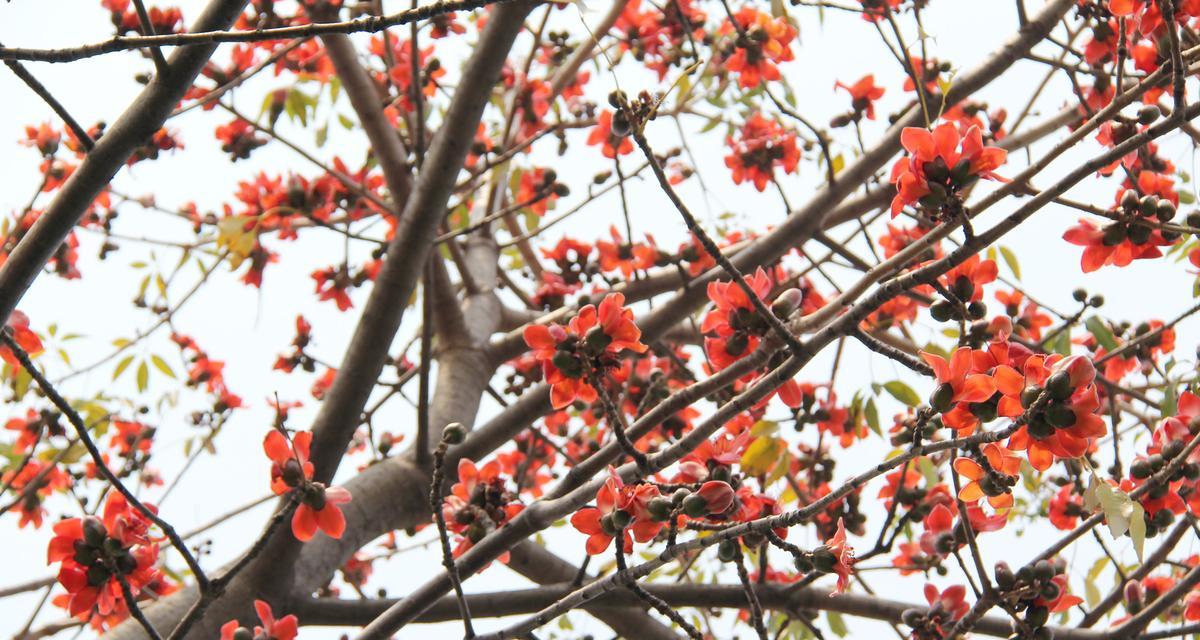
<box><xmin>2</xmin><ymin>459</ymin><xmax>70</xmax><ymax>528</ymax></box>
<box><xmin>1063</xmin><ymin>218</ymin><xmax>1174</xmax><ymax>273</ymax></box>
<box><xmin>292</xmin><ymin>485</ymin><xmax>351</xmax><ymax>541</ymax></box>
<box><xmin>720</xmin><ymin>8</ymin><xmax>796</xmax><ymax>89</ymax></box>
<box><xmin>724</xmin><ymin>113</ymin><xmax>801</xmax><ymax>191</ymax></box>
<box><xmin>523</xmin><ymin>293</ymin><xmax>648</xmax><ymax>409</ymax></box>
<box><xmin>813</xmin><ymin>518</ymin><xmax>855</xmax><ymax>593</ymax></box>
<box><xmin>569</xmin><ymin>470</ymin><xmax>663</xmax><ymax>555</ymax></box>
<box><xmin>47</xmin><ymin>493</ymin><xmax>162</xmax><ymax>619</ymax></box>
<box><xmin>515</xmin><ymin>168</ymin><xmax>560</xmax><ymax>216</ymax></box>
<box><xmin>995</xmin><ymin>290</ymin><xmax>1053</xmax><ymax>340</ymax></box>
<box><xmin>5</xmin><ymin>408</ymin><xmax>42</xmax><ymax>454</ymax></box>
<box><xmin>220</xmin><ymin>600</ymin><xmax>298</xmax><ymax>640</ymax></box>
<box><xmin>264</xmin><ymin>430</ymin><xmax>314</xmax><ymax>495</ymax></box>
<box><xmin>1039</xmin><ymin>574</ymin><xmax>1084</xmax><ymax>613</ymax></box>
<box><xmin>312</xmin><ymin>266</ymin><xmax>354</xmax><ymax>310</ymax></box>
<box><xmin>1049</xmin><ymin>483</ymin><xmax>1085</xmax><ymax>530</ymax></box>
<box><xmin>263</xmin><ymin>429</ymin><xmax>351</xmax><ymax>541</ymax></box>
<box><xmin>889</xmin><ymin>123</ymin><xmax>1007</xmax><ymax>217</ymax></box>
<box><xmin>1</xmin><ymin>310</ymin><xmax>44</xmax><ymax>368</ymax></box>
<box><xmin>939</xmin><ymin>255</ymin><xmax>997</xmax><ymax>303</ymax></box>
<box><xmin>835</xmin><ymin>74</ymin><xmax>886</xmax><ymax>119</ymax></box>
<box><xmin>702</xmin><ymin>267</ymin><xmax>775</xmax><ymax>370</ymax></box>
<box><xmin>922</xmin><ymin>583</ymin><xmax>970</xmax><ymax>633</ymax></box>
<box><xmin>595</xmin><ymin>226</ymin><xmax>658</xmax><ymax>277</ymax></box>
<box><xmin>921</xmin><ymin>347</ymin><xmax>997</xmax><ymax>433</ymax></box>
<box><xmin>587</xmin><ymin>111</ymin><xmax>633</xmax><ymax>159</ymax></box>
<box><xmin>995</xmin><ymin>354</ymin><xmax>1107</xmax><ymax>471</ymax></box>
<box><xmin>953</xmin><ymin>443</ymin><xmax>1021</xmax><ymax>511</ymax></box>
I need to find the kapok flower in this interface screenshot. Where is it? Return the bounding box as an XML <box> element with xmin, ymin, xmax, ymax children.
<box><xmin>889</xmin><ymin>123</ymin><xmax>1007</xmax><ymax>217</ymax></box>
<box><xmin>262</xmin><ymin>429</ymin><xmax>352</xmax><ymax>541</ymax></box>
<box><xmin>570</xmin><ymin>470</ymin><xmax>663</xmax><ymax>555</ymax></box>
<box><xmin>724</xmin><ymin>113</ymin><xmax>800</xmax><ymax>191</ymax></box>
<box><xmin>220</xmin><ymin>600</ymin><xmax>299</xmax><ymax>640</ymax></box>
<box><xmin>523</xmin><ymin>293</ymin><xmax>648</xmax><ymax>409</ymax></box>
<box><xmin>291</xmin><ymin>485</ymin><xmax>351</xmax><ymax>541</ymax></box>
<box><xmin>587</xmin><ymin>110</ymin><xmax>633</xmax><ymax>159</ymax></box>
<box><xmin>1</xmin><ymin>310</ymin><xmax>44</xmax><ymax>368</ymax></box>
<box><xmin>915</xmin><ymin>584</ymin><xmax>970</xmax><ymax>636</ymax></box>
<box><xmin>922</xmin><ymin>347</ymin><xmax>997</xmax><ymax>433</ymax></box>
<box><xmin>811</xmin><ymin>517</ymin><xmax>855</xmax><ymax>593</ymax></box>
<box><xmin>994</xmin><ymin>354</ymin><xmax>1107</xmax><ymax>471</ymax></box>
<box><xmin>1049</xmin><ymin>483</ymin><xmax>1085</xmax><ymax>530</ymax></box>
<box><xmin>702</xmin><ymin>268</ymin><xmax>780</xmax><ymax>370</ymax></box>
<box><xmin>835</xmin><ymin>74</ymin><xmax>886</xmax><ymax>120</ymax></box>
<box><xmin>1063</xmin><ymin>217</ymin><xmax>1174</xmax><ymax>273</ymax></box>
<box><xmin>442</xmin><ymin>458</ymin><xmax>524</xmax><ymax>558</ymax></box>
<box><xmin>953</xmin><ymin>443</ymin><xmax>1021</xmax><ymax>511</ymax></box>
<box><xmin>720</xmin><ymin>8</ymin><xmax>797</xmax><ymax>89</ymax></box>
<box><xmin>47</xmin><ymin>493</ymin><xmax>163</xmax><ymax>618</ymax></box>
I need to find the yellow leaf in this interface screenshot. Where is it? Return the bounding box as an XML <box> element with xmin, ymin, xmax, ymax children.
<box><xmin>740</xmin><ymin>436</ymin><xmax>782</xmax><ymax>476</ymax></box>
<box><xmin>217</xmin><ymin>216</ymin><xmax>258</xmax><ymax>269</ymax></box>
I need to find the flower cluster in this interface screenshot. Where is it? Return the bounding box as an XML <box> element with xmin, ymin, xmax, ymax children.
<box><xmin>47</xmin><ymin>494</ymin><xmax>166</xmax><ymax>621</ymax></box>
<box><xmin>719</xmin><ymin>8</ymin><xmax>797</xmax><ymax>89</ymax></box>
<box><xmin>724</xmin><ymin>113</ymin><xmax>801</xmax><ymax>191</ymax></box>
<box><xmin>523</xmin><ymin>294</ymin><xmax>647</xmax><ymax>409</ymax></box>
<box><xmin>442</xmin><ymin>458</ymin><xmax>524</xmax><ymax>558</ymax></box>
<box><xmin>889</xmin><ymin>123</ymin><xmax>1007</xmax><ymax>218</ymax></box>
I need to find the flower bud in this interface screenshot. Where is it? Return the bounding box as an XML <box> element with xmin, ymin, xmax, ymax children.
<box><xmin>82</xmin><ymin>516</ymin><xmax>107</xmax><ymax>547</ymax></box>
<box><xmin>930</xmin><ymin>382</ymin><xmax>956</xmax><ymax>412</ymax></box>
<box><xmin>1045</xmin><ymin>371</ymin><xmax>1073</xmax><ymax>400</ymax></box>
<box><xmin>1124</xmin><ymin>579</ymin><xmax>1145</xmax><ymax>613</ymax></box>
<box><xmin>811</xmin><ymin>545</ymin><xmax>838</xmax><ymax>573</ymax></box>
<box><xmin>646</xmin><ymin>497</ymin><xmax>674</xmax><ymax>521</ymax></box>
<box><xmin>901</xmin><ymin>608</ymin><xmax>925</xmax><ymax>627</ymax></box>
<box><xmin>771</xmin><ymin>288</ymin><xmax>804</xmax><ymax>319</ymax></box>
<box><xmin>717</xmin><ymin>539</ymin><xmax>739</xmax><ymax>562</ymax></box>
<box><xmin>442</xmin><ymin>422</ymin><xmax>467</xmax><ymax>444</ymax></box>
<box><xmin>682</xmin><ymin>494</ymin><xmax>710</xmax><ymax>517</ymax></box>
<box><xmin>696</xmin><ymin>480</ymin><xmax>736</xmax><ymax>515</ymax></box>
<box><xmin>995</xmin><ymin>561</ymin><xmax>1016</xmax><ymax>590</ymax></box>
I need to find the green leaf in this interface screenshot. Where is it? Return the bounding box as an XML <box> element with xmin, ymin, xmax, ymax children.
<box><xmin>917</xmin><ymin>456</ymin><xmax>940</xmax><ymax>487</ymax></box>
<box><xmin>826</xmin><ymin>611</ymin><xmax>847</xmax><ymax>638</ymax></box>
<box><xmin>1130</xmin><ymin>502</ymin><xmax>1146</xmax><ymax>561</ymax></box>
<box><xmin>865</xmin><ymin>397</ymin><xmax>881</xmax><ymax>436</ymax></box>
<box><xmin>1047</xmin><ymin>330</ymin><xmax>1072</xmax><ymax>356</ymax></box>
<box><xmin>883</xmin><ymin>380</ymin><xmax>921</xmax><ymax>407</ymax></box>
<box><xmin>1085</xmin><ymin>316</ymin><xmax>1119</xmax><ymax>352</ymax></box>
<box><xmin>113</xmin><ymin>354</ymin><xmax>135</xmax><ymax>382</ymax></box>
<box><xmin>136</xmin><ymin>360</ymin><xmax>149</xmax><ymax>393</ymax></box>
<box><xmin>1085</xmin><ymin>556</ymin><xmax>1109</xmax><ymax>607</ymax></box>
<box><xmin>1163</xmin><ymin>382</ymin><xmax>1178</xmax><ymax>416</ymax></box>
<box><xmin>999</xmin><ymin>246</ymin><xmax>1021</xmax><ymax>280</ymax></box>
